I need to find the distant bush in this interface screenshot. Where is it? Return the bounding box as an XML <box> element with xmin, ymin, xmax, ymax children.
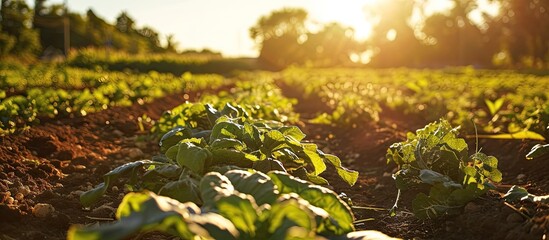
<box><xmin>68</xmin><ymin>48</ymin><xmax>260</xmax><ymax>75</ymax></box>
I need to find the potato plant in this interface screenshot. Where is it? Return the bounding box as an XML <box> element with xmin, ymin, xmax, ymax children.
<box><xmin>386</xmin><ymin>119</ymin><xmax>502</xmax><ymax>219</ymax></box>
<box><xmin>71</xmin><ymin>170</ymin><xmax>355</xmax><ymax>239</ymax></box>
<box><xmin>79</xmin><ymin>103</ymin><xmax>357</xmax><ymax>203</ymax></box>
<box><xmin>73</xmin><ymin>102</ymin><xmax>360</xmax><ymax>239</ymax></box>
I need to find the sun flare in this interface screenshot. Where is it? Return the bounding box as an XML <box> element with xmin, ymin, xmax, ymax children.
<box><xmin>310</xmin><ymin>0</ymin><xmax>379</xmax><ymax>40</ymax></box>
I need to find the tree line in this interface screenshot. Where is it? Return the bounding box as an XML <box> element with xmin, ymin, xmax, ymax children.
<box><xmin>1</xmin><ymin>0</ymin><xmax>548</xmax><ymax>69</ymax></box>
<box><xmin>0</xmin><ymin>0</ymin><xmax>179</xmax><ymax>59</ymax></box>
<box><xmin>251</xmin><ymin>0</ymin><xmax>548</xmax><ymax>69</ymax></box>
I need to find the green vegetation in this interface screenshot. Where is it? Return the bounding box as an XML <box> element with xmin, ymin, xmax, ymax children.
<box><xmin>386</xmin><ymin>120</ymin><xmax>502</xmax><ymax>219</ymax></box>
<box><xmin>281</xmin><ymin>67</ymin><xmax>549</xmax><ymax>139</ymax></box>
<box><xmin>70</xmin><ymin>170</ymin><xmax>354</xmax><ymax>240</ymax></box>
<box><xmin>79</xmin><ymin>103</ymin><xmax>357</xmax><ymax>208</ymax></box>
<box><xmin>73</xmin><ymin>98</ymin><xmax>358</xmax><ymax>239</ymax></box>
<box><xmin>68</xmin><ymin>49</ymin><xmax>259</xmax><ymax>75</ymax></box>
<box><xmin>0</xmin><ymin>65</ymin><xmax>227</xmax><ymax>135</ymax></box>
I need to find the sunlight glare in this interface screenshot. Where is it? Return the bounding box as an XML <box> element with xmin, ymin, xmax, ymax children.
<box><xmin>309</xmin><ymin>0</ymin><xmax>379</xmax><ymax>40</ymax></box>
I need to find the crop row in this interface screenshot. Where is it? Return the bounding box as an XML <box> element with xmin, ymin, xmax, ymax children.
<box><xmin>70</xmin><ymin>78</ymin><xmax>363</xmax><ymax>239</ymax></box>
<box><xmin>280</xmin><ymin>67</ymin><xmax>549</xmax><ymax>139</ymax></box>
<box><xmin>0</xmin><ymin>65</ymin><xmax>227</xmax><ymax>135</ymax></box>
<box><xmin>67</xmin><ymin>71</ymin><xmax>547</xmax><ymax>239</ymax></box>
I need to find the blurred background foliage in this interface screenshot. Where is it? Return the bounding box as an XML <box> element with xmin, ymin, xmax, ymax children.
<box><xmin>0</xmin><ymin>0</ymin><xmax>548</xmax><ymax>69</ymax></box>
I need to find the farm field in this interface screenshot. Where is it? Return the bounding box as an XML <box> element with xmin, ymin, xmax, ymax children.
<box><xmin>1</xmin><ymin>65</ymin><xmax>548</xmax><ymax>240</ymax></box>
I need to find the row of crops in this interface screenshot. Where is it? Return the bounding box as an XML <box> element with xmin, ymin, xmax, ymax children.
<box><xmin>68</xmin><ymin>73</ymin><xmax>367</xmax><ymax>239</ymax></box>
<box><xmin>280</xmin><ymin>67</ymin><xmax>549</xmax><ymax>140</ymax></box>
<box><xmin>67</xmin><ymin>68</ymin><xmax>547</xmax><ymax>239</ymax></box>
<box><xmin>2</xmin><ymin>64</ymin><xmax>548</xmax><ymax>238</ymax></box>
<box><xmin>0</xmin><ymin>64</ymin><xmax>226</xmax><ymax>135</ymax></box>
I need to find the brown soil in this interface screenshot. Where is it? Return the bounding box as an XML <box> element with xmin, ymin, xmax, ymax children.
<box><xmin>0</xmin><ymin>83</ymin><xmax>547</xmax><ymax>240</ymax></box>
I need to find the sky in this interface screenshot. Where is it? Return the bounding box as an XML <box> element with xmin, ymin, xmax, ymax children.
<box><xmin>43</xmin><ymin>0</ymin><xmax>381</xmax><ymax>57</ymax></box>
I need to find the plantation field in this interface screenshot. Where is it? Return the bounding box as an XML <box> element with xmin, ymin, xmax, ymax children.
<box><xmin>0</xmin><ymin>66</ymin><xmax>548</xmax><ymax>239</ymax></box>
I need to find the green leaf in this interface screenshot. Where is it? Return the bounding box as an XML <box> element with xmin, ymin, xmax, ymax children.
<box><xmin>158</xmin><ymin>178</ymin><xmax>202</xmax><ymax>205</ymax></box>
<box><xmin>450</xmin><ymin>183</ymin><xmax>485</xmax><ymax>205</ymax></box>
<box><xmin>412</xmin><ymin>184</ymin><xmax>456</xmax><ymax>220</ymax></box>
<box><xmin>503</xmin><ymin>185</ymin><xmax>549</xmax><ymax>204</ymax></box>
<box><xmin>70</xmin><ymin>191</ymin><xmax>201</xmax><ymax>240</ymax></box>
<box><xmin>210</xmin><ymin>121</ymin><xmax>243</xmax><ymax>143</ymax></box>
<box><xmin>187</xmin><ymin>213</ymin><xmax>239</xmax><ymax>240</ymax></box>
<box><xmin>262</xmin><ymin>130</ymin><xmax>286</xmax><ymax>155</ymax></box>
<box><xmin>300</xmin><ymin>186</ymin><xmax>354</xmax><ymax>235</ymax></box>
<box><xmin>266</xmin><ymin>194</ymin><xmax>316</xmax><ymax>239</ymax></box>
<box><xmin>419</xmin><ymin>169</ymin><xmax>462</xmax><ymax>189</ymax></box>
<box><xmin>301</xmin><ymin>144</ymin><xmax>327</xmax><ymax>175</ymax></box>
<box><xmin>305</xmin><ymin>173</ymin><xmax>329</xmax><ymax>185</ymax></box>
<box><xmin>444</xmin><ymin>138</ymin><xmax>468</xmax><ymax>152</ymax></box>
<box><xmin>210</xmin><ymin>138</ymin><xmax>245</xmax><ymax>150</ymax></box>
<box><xmin>214</xmin><ymin>194</ymin><xmax>259</xmax><ymax>238</ymax></box>
<box><xmin>176</xmin><ymin>142</ymin><xmax>211</xmax><ymax>174</ymax></box>
<box><xmin>485</xmin><ymin>98</ymin><xmax>504</xmax><ymax>116</ymax></box>
<box><xmin>324</xmin><ymin>154</ymin><xmax>359</xmax><ymax>186</ymax></box>
<box><xmin>200</xmin><ymin>172</ymin><xmax>234</xmax><ymax>208</ymax></box>
<box><xmin>268</xmin><ymin>172</ymin><xmax>354</xmax><ymax>235</ymax></box>
<box><xmin>242</xmin><ymin>123</ymin><xmax>262</xmax><ymax>150</ymax></box>
<box><xmin>141</xmin><ymin>164</ymin><xmax>182</xmax><ymax>192</ymax></box>
<box><xmin>223</xmin><ymin>170</ymin><xmax>278</xmax><ymax>206</ymax></box>
<box><xmin>159</xmin><ymin>127</ymin><xmax>193</xmax><ymax>153</ymax></box>
<box><xmin>526</xmin><ymin>144</ymin><xmax>549</xmax><ymax>160</ymax></box>
<box><xmin>210</xmin><ymin>148</ymin><xmax>259</xmax><ymax>168</ymax></box>
<box><xmin>205</xmin><ymin>103</ymin><xmax>221</xmax><ymax>126</ymax></box>
<box><xmin>220</xmin><ymin>103</ymin><xmax>240</xmax><ymax>118</ymax></box>
<box><xmin>252</xmin><ymin>159</ymin><xmax>286</xmax><ymax>174</ymax></box>
<box><xmin>279</xmin><ymin>126</ymin><xmax>306</xmax><ymax>141</ymax></box>
<box><xmin>80</xmin><ymin>160</ymin><xmax>158</xmax><ymax>208</ymax></box>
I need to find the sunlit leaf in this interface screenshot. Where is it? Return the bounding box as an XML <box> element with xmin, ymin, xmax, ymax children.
<box><xmin>526</xmin><ymin>144</ymin><xmax>549</xmax><ymax>160</ymax></box>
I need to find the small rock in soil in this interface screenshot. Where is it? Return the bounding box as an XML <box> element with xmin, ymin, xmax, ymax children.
<box><xmin>134</xmin><ymin>141</ymin><xmax>148</xmax><ymax>149</ymax></box>
<box><xmin>56</xmin><ymin>149</ymin><xmax>75</xmax><ymax>160</ymax></box>
<box><xmin>32</xmin><ymin>203</ymin><xmax>55</xmax><ymax>218</ymax></box>
<box><xmin>17</xmin><ymin>185</ymin><xmax>31</xmax><ymax>196</ymax></box>
<box><xmin>113</xmin><ymin>129</ymin><xmax>124</xmax><ymax>137</ymax></box>
<box><xmin>126</xmin><ymin>148</ymin><xmax>144</xmax><ymax>159</ymax></box>
<box><xmin>464</xmin><ymin>202</ymin><xmax>481</xmax><ymax>213</ymax></box>
<box><xmin>14</xmin><ymin>193</ymin><xmax>24</xmax><ymax>201</ymax></box>
<box><xmin>69</xmin><ymin>190</ymin><xmax>84</xmax><ymax>199</ymax></box>
<box><xmin>506</xmin><ymin>213</ymin><xmax>524</xmax><ymax>224</ymax></box>
<box><xmin>516</xmin><ymin>173</ymin><xmax>526</xmax><ymax>182</ymax></box>
<box><xmin>72</xmin><ymin>165</ymin><xmax>87</xmax><ymax>171</ymax></box>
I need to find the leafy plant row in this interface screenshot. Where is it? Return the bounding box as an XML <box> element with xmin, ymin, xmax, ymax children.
<box><xmin>152</xmin><ymin>72</ymin><xmax>299</xmax><ymax>136</ymax></box>
<box><xmin>70</xmin><ymin>170</ymin><xmax>355</xmax><ymax>240</ymax></box>
<box><xmin>281</xmin><ymin>67</ymin><xmax>549</xmax><ymax>140</ymax></box>
<box><xmin>80</xmin><ymin>103</ymin><xmax>357</xmax><ymax>208</ymax></box>
<box><xmin>0</xmin><ymin>66</ymin><xmax>226</xmax><ymax>135</ymax></box>
<box><xmin>68</xmin><ymin>48</ymin><xmax>258</xmax><ymax>75</ymax></box>
<box><xmin>73</xmin><ymin>102</ymin><xmax>359</xmax><ymax>239</ymax></box>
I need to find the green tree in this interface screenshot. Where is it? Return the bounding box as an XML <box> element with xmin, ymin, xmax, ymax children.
<box><xmin>303</xmin><ymin>22</ymin><xmax>365</xmax><ymax>66</ymax></box>
<box><xmin>0</xmin><ymin>0</ymin><xmax>41</xmax><ymax>56</ymax></box>
<box><xmin>116</xmin><ymin>11</ymin><xmax>135</xmax><ymax>34</ymax></box>
<box><xmin>250</xmin><ymin>8</ymin><xmax>308</xmax><ymax>68</ymax></box>
<box><xmin>496</xmin><ymin>0</ymin><xmax>549</xmax><ymax>67</ymax></box>
<box><xmin>422</xmin><ymin>0</ymin><xmax>496</xmax><ymax>66</ymax></box>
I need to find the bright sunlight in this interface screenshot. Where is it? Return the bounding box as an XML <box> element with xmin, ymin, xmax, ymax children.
<box><xmin>308</xmin><ymin>0</ymin><xmax>379</xmax><ymax>40</ymax></box>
